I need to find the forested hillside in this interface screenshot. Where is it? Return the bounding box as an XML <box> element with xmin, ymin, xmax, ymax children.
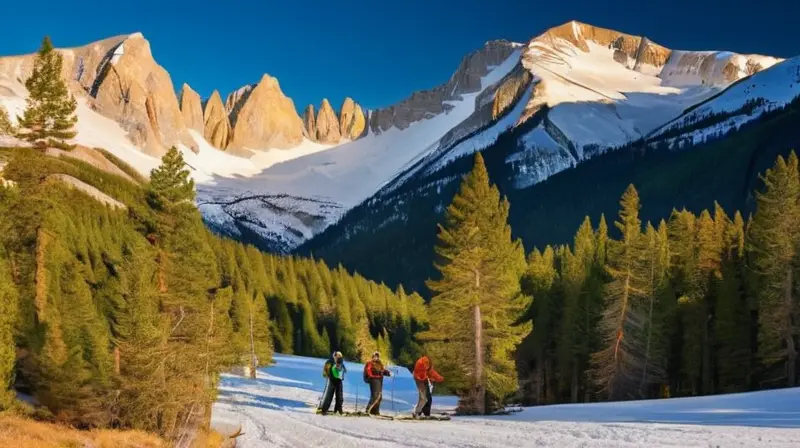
<box><xmin>422</xmin><ymin>150</ymin><xmax>800</xmax><ymax>412</ymax></box>
<box><xmin>0</xmin><ymin>146</ymin><xmax>425</xmax><ymax>439</ymax></box>
<box><xmin>517</xmin><ymin>151</ymin><xmax>800</xmax><ymax>404</ymax></box>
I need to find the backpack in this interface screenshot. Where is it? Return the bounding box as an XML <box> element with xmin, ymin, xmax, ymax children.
<box><xmin>363</xmin><ymin>363</ymin><xmax>371</xmax><ymax>383</ymax></box>
<box><xmin>322</xmin><ymin>359</ymin><xmax>333</xmax><ymax>378</ymax></box>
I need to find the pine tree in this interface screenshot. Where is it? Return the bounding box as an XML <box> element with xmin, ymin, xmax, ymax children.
<box><xmin>715</xmin><ymin>211</ymin><xmax>750</xmax><ymax>392</ymax></box>
<box><xmin>17</xmin><ymin>36</ymin><xmax>77</xmax><ymax>146</ymax></box>
<box><xmin>519</xmin><ymin>246</ymin><xmax>558</xmax><ymax>404</ymax></box>
<box><xmin>591</xmin><ymin>185</ymin><xmax>648</xmax><ymax>400</ymax></box>
<box><xmin>640</xmin><ymin>221</ymin><xmax>673</xmax><ymax>396</ymax></box>
<box><xmin>425</xmin><ymin>153</ymin><xmax>531</xmax><ymax>413</ymax></box>
<box><xmin>148</xmin><ymin>147</ymin><xmax>195</xmax><ymax>210</ymax></box>
<box><xmin>0</xmin><ymin>105</ymin><xmax>14</xmax><ymax>136</ymax></box>
<box><xmin>749</xmin><ymin>152</ymin><xmax>800</xmax><ymax>387</ymax></box>
<box><xmin>250</xmin><ymin>292</ymin><xmax>274</xmax><ymax>369</ymax></box>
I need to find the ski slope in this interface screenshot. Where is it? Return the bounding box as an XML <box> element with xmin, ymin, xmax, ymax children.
<box><xmin>211</xmin><ymin>354</ymin><xmax>800</xmax><ymax>447</ymax></box>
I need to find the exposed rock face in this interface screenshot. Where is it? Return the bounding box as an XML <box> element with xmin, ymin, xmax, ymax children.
<box><xmin>339</xmin><ymin>97</ymin><xmax>366</xmax><ymax>140</ymax></box>
<box><xmin>86</xmin><ymin>34</ymin><xmax>195</xmax><ymax>155</ymax></box>
<box><xmin>535</xmin><ymin>21</ymin><xmax>673</xmax><ymax>71</ymax></box>
<box><xmin>438</xmin><ymin>62</ymin><xmax>533</xmax><ymax>150</ymax></box>
<box><xmin>303</xmin><ymin>104</ymin><xmax>316</xmax><ymax>141</ymax></box>
<box><xmin>179</xmin><ymin>83</ymin><xmax>204</xmax><ymax>133</ymax></box>
<box><xmin>532</xmin><ymin>21</ymin><xmax>780</xmax><ymax>86</ymax></box>
<box><xmin>227</xmin><ymin>74</ymin><xmax>304</xmax><ymax>150</ymax></box>
<box><xmin>0</xmin><ymin>32</ymin><xmax>196</xmax><ymax>155</ymax></box>
<box><xmin>225</xmin><ymin>84</ymin><xmax>253</xmax><ymax>125</ymax></box>
<box><xmin>491</xmin><ymin>65</ymin><xmax>532</xmax><ymax>120</ymax></box>
<box><xmin>315</xmin><ymin>99</ymin><xmax>341</xmax><ymax>144</ymax></box>
<box><xmin>369</xmin><ymin>40</ymin><xmax>518</xmax><ymax>134</ymax></box>
<box><xmin>203</xmin><ymin>90</ymin><xmax>232</xmax><ymax>149</ymax></box>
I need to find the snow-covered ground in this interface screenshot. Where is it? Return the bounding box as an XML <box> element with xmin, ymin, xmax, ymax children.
<box><xmin>211</xmin><ymin>354</ymin><xmax>800</xmax><ymax>447</ymax></box>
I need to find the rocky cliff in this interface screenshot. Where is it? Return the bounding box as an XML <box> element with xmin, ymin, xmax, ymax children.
<box><xmin>368</xmin><ymin>40</ymin><xmax>519</xmax><ymax>134</ymax></box>
<box><xmin>179</xmin><ymin>83</ymin><xmax>204</xmax><ymax>133</ymax></box>
<box><xmin>226</xmin><ymin>74</ymin><xmax>305</xmax><ymax>151</ymax></box>
<box><xmin>0</xmin><ymin>33</ymin><xmax>195</xmax><ymax>155</ymax></box>
<box><xmin>203</xmin><ymin>90</ymin><xmax>232</xmax><ymax>149</ymax></box>
<box><xmin>314</xmin><ymin>99</ymin><xmax>341</xmax><ymax>144</ymax></box>
<box><xmin>303</xmin><ymin>104</ymin><xmax>317</xmax><ymax>141</ymax></box>
<box><xmin>302</xmin><ymin>97</ymin><xmax>366</xmax><ymax>143</ymax></box>
<box><xmin>339</xmin><ymin>97</ymin><xmax>366</xmax><ymax>140</ymax></box>
<box><xmin>532</xmin><ymin>21</ymin><xmax>781</xmax><ymax>86</ymax></box>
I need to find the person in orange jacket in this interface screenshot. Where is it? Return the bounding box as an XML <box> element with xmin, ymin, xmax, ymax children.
<box><xmin>412</xmin><ymin>355</ymin><xmax>444</xmax><ymax>417</ymax></box>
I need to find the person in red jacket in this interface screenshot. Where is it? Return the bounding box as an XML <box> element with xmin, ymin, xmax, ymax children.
<box><xmin>364</xmin><ymin>351</ymin><xmax>391</xmax><ymax>415</ymax></box>
<box><xmin>412</xmin><ymin>355</ymin><xmax>444</xmax><ymax>417</ymax></box>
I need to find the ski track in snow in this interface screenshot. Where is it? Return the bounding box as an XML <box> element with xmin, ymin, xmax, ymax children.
<box><xmin>211</xmin><ymin>355</ymin><xmax>800</xmax><ymax>447</ymax></box>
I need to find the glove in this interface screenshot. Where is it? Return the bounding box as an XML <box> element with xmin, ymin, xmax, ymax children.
<box><xmin>383</xmin><ymin>370</ymin><xmax>391</xmax><ymax>377</ymax></box>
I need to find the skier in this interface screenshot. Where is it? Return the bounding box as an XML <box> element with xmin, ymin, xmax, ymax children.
<box><xmin>319</xmin><ymin>351</ymin><xmax>347</xmax><ymax>415</ymax></box>
<box><xmin>412</xmin><ymin>355</ymin><xmax>444</xmax><ymax>418</ymax></box>
<box><xmin>363</xmin><ymin>351</ymin><xmax>391</xmax><ymax>415</ymax></box>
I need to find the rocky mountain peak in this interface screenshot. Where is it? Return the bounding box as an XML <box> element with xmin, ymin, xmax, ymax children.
<box><xmin>203</xmin><ymin>89</ymin><xmax>232</xmax><ymax>149</ymax></box>
<box><xmin>369</xmin><ymin>39</ymin><xmax>519</xmax><ymax>134</ymax></box>
<box><xmin>303</xmin><ymin>104</ymin><xmax>317</xmax><ymax>141</ymax></box>
<box><xmin>226</xmin><ymin>74</ymin><xmax>305</xmax><ymax>151</ymax></box>
<box><xmin>315</xmin><ymin>98</ymin><xmax>341</xmax><ymax>144</ymax></box>
<box><xmin>339</xmin><ymin>97</ymin><xmax>366</xmax><ymax>140</ymax></box>
<box><xmin>179</xmin><ymin>83</ymin><xmax>204</xmax><ymax>133</ymax></box>
<box><xmin>0</xmin><ymin>32</ymin><xmax>197</xmax><ymax>155</ymax></box>
<box><xmin>529</xmin><ymin>20</ymin><xmax>780</xmax><ymax>86</ymax></box>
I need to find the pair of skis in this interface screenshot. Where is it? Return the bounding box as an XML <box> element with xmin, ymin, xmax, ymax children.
<box><xmin>315</xmin><ymin>411</ymin><xmax>450</xmax><ymax>422</ymax></box>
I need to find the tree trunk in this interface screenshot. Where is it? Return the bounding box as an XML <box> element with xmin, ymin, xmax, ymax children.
<box><xmin>250</xmin><ymin>302</ymin><xmax>257</xmax><ymax>380</ymax></box>
<box><xmin>205</xmin><ymin>302</ymin><xmax>215</xmax><ymax>388</ymax></box>
<box><xmin>642</xmin><ymin>261</ymin><xmax>655</xmax><ymax>394</ymax></box>
<box><xmin>474</xmin><ymin>303</ymin><xmax>485</xmax><ymax>414</ymax></box>
<box><xmin>114</xmin><ymin>346</ymin><xmax>120</xmax><ymax>375</ymax></box>
<box><xmin>785</xmin><ymin>269</ymin><xmax>797</xmax><ymax>386</ymax></box>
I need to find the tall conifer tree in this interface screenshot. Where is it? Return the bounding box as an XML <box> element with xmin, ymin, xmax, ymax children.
<box><xmin>17</xmin><ymin>36</ymin><xmax>77</xmax><ymax>146</ymax></box>
<box><xmin>591</xmin><ymin>185</ymin><xmax>648</xmax><ymax>400</ymax></box>
<box><xmin>426</xmin><ymin>153</ymin><xmax>531</xmax><ymax>413</ymax></box>
<box><xmin>749</xmin><ymin>152</ymin><xmax>800</xmax><ymax>387</ymax></box>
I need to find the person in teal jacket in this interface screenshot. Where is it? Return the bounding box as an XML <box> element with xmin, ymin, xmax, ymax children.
<box><xmin>320</xmin><ymin>351</ymin><xmax>346</xmax><ymax>415</ymax></box>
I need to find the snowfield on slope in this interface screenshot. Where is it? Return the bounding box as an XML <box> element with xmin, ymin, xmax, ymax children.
<box><xmin>195</xmin><ymin>50</ymin><xmax>523</xmax><ymax>249</ymax></box>
<box><xmin>211</xmin><ymin>354</ymin><xmax>800</xmax><ymax>448</ymax></box>
<box><xmin>651</xmin><ymin>55</ymin><xmax>800</xmax><ymax>146</ymax></box>
<box><xmin>0</xmin><ymin>74</ymin><xmax>335</xmax><ymax>184</ymax></box>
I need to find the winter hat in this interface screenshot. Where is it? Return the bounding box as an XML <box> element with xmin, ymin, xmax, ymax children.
<box><xmin>333</xmin><ymin>351</ymin><xmax>343</xmax><ymax>359</ymax></box>
<box><xmin>372</xmin><ymin>351</ymin><xmax>380</xmax><ymax>358</ymax></box>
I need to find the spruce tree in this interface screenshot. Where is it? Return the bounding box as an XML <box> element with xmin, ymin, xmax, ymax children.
<box><xmin>715</xmin><ymin>211</ymin><xmax>750</xmax><ymax>392</ymax></box>
<box><xmin>749</xmin><ymin>152</ymin><xmax>800</xmax><ymax>387</ymax></box>
<box><xmin>425</xmin><ymin>153</ymin><xmax>531</xmax><ymax>413</ymax></box>
<box><xmin>148</xmin><ymin>147</ymin><xmax>195</xmax><ymax>210</ymax></box>
<box><xmin>591</xmin><ymin>185</ymin><xmax>648</xmax><ymax>400</ymax></box>
<box><xmin>520</xmin><ymin>246</ymin><xmax>558</xmax><ymax>404</ymax></box>
<box><xmin>17</xmin><ymin>36</ymin><xmax>77</xmax><ymax>146</ymax></box>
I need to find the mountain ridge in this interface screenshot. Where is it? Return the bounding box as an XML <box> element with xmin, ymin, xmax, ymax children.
<box><xmin>0</xmin><ymin>21</ymin><xmax>794</xmax><ymax>255</ymax></box>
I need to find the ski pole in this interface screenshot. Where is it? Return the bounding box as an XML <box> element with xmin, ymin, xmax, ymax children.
<box><xmin>355</xmin><ymin>375</ymin><xmax>359</xmax><ymax>413</ymax></box>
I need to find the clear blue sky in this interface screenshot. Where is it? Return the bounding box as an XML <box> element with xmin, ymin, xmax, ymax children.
<box><xmin>1</xmin><ymin>0</ymin><xmax>797</xmax><ymax>112</ymax></box>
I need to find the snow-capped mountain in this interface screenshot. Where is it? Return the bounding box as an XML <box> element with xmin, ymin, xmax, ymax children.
<box><xmin>0</xmin><ymin>21</ymin><xmax>794</xmax><ymax>253</ymax></box>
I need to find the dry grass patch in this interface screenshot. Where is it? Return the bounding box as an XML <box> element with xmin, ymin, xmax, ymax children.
<box><xmin>0</xmin><ymin>414</ymin><xmax>166</xmax><ymax>448</ymax></box>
